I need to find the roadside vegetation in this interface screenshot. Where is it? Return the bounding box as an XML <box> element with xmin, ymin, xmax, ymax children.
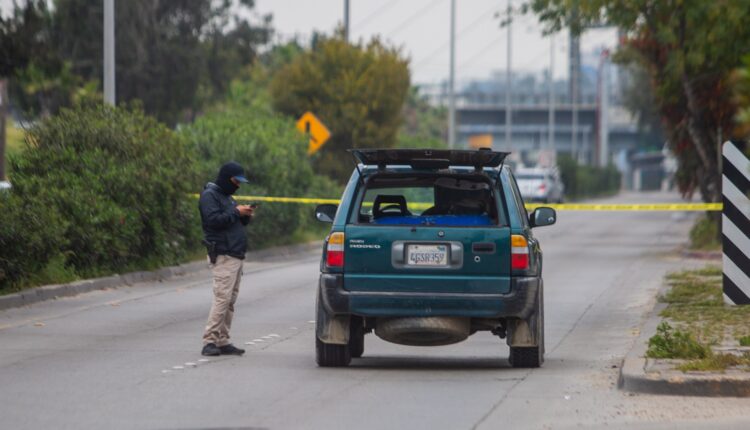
<box><xmin>556</xmin><ymin>154</ymin><xmax>621</xmax><ymax>201</ymax></box>
<box><xmin>688</xmin><ymin>215</ymin><xmax>721</xmax><ymax>251</ymax></box>
<box><xmin>0</xmin><ymin>3</ymin><xmax>452</xmax><ymax>294</ymax></box>
<box><xmin>646</xmin><ymin>267</ymin><xmax>750</xmax><ymax>372</ymax></box>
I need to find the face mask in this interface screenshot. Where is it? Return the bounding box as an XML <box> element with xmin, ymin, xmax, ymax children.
<box><xmin>216</xmin><ymin>177</ymin><xmax>239</xmax><ymax>195</ymax></box>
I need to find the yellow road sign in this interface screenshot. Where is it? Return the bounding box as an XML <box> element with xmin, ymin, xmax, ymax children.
<box><xmin>296</xmin><ymin>112</ymin><xmax>331</xmax><ymax>155</ymax></box>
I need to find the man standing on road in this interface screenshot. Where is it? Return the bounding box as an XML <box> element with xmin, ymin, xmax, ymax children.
<box><xmin>198</xmin><ymin>161</ymin><xmax>255</xmax><ymax>356</ymax></box>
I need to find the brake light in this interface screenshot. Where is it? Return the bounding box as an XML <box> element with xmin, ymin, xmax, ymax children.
<box><xmin>511</xmin><ymin>235</ymin><xmax>529</xmax><ymax>270</ymax></box>
<box><xmin>538</xmin><ymin>183</ymin><xmax>546</xmax><ymax>191</ymax></box>
<box><xmin>326</xmin><ymin>232</ymin><xmax>345</xmax><ymax>268</ymax></box>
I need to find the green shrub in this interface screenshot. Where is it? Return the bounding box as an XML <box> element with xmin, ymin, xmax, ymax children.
<box><xmin>689</xmin><ymin>214</ymin><xmax>720</xmax><ymax>250</ymax></box>
<box><xmin>647</xmin><ymin>322</ymin><xmax>711</xmax><ymax>359</ymax></box>
<box><xmin>6</xmin><ymin>102</ymin><xmax>200</xmax><ymax>280</ymax></box>
<box><xmin>183</xmin><ymin>107</ymin><xmax>341</xmax><ymax>249</ymax></box>
<box><xmin>0</xmin><ymin>193</ymin><xmax>69</xmax><ymax>290</ymax></box>
<box><xmin>557</xmin><ymin>154</ymin><xmax>621</xmax><ymax>200</ymax></box>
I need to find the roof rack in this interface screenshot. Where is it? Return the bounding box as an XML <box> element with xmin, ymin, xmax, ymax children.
<box><xmin>349</xmin><ymin>149</ymin><xmax>509</xmax><ymax>172</ymax></box>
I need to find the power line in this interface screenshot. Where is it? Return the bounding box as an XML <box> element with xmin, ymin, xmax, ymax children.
<box><xmin>386</xmin><ymin>0</ymin><xmax>446</xmax><ymax>39</ymax></box>
<box><xmin>413</xmin><ymin>3</ymin><xmax>504</xmax><ymax>70</ymax></box>
<box><xmin>456</xmin><ymin>33</ymin><xmax>506</xmax><ymax>71</ymax></box>
<box><xmin>352</xmin><ymin>0</ymin><xmax>401</xmax><ymax>32</ymax></box>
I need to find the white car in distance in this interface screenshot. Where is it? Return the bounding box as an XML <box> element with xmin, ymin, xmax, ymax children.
<box><xmin>514</xmin><ymin>167</ymin><xmax>564</xmax><ymax>203</ymax></box>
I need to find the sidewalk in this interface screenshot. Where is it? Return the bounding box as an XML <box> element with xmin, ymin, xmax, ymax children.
<box><xmin>619</xmin><ymin>259</ymin><xmax>750</xmax><ymax>397</ymax></box>
<box><xmin>0</xmin><ymin>241</ymin><xmax>322</xmax><ymax>311</ymax></box>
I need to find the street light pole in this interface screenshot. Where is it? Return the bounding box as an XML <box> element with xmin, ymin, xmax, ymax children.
<box><xmin>548</xmin><ymin>33</ymin><xmax>555</xmax><ymax>153</ymax></box>
<box><xmin>103</xmin><ymin>0</ymin><xmax>115</xmax><ymax>105</ymax></box>
<box><xmin>505</xmin><ymin>0</ymin><xmax>512</xmax><ymax>152</ymax></box>
<box><xmin>448</xmin><ymin>0</ymin><xmax>456</xmax><ymax>149</ymax></box>
<box><xmin>344</xmin><ymin>0</ymin><xmax>350</xmax><ymax>42</ymax></box>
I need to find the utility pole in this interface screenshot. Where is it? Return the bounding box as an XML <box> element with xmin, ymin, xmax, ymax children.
<box><xmin>598</xmin><ymin>49</ymin><xmax>610</xmax><ymax>167</ymax></box>
<box><xmin>448</xmin><ymin>0</ymin><xmax>456</xmax><ymax>148</ymax></box>
<box><xmin>569</xmin><ymin>29</ymin><xmax>579</xmax><ymax>163</ymax></box>
<box><xmin>505</xmin><ymin>0</ymin><xmax>512</xmax><ymax>152</ymax></box>
<box><xmin>548</xmin><ymin>34</ymin><xmax>555</xmax><ymax>153</ymax></box>
<box><xmin>104</xmin><ymin>0</ymin><xmax>115</xmax><ymax>105</ymax></box>
<box><xmin>0</xmin><ymin>79</ymin><xmax>7</xmax><ymax>181</ymax></box>
<box><xmin>344</xmin><ymin>0</ymin><xmax>350</xmax><ymax>42</ymax></box>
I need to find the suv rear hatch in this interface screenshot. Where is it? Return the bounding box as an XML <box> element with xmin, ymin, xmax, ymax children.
<box><xmin>343</xmin><ymin>149</ymin><xmax>512</xmax><ymax>295</ymax></box>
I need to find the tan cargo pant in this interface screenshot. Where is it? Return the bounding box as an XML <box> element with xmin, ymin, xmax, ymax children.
<box><xmin>202</xmin><ymin>255</ymin><xmax>243</xmax><ymax>347</ymax></box>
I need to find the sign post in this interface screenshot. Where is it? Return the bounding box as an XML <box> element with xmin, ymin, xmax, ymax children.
<box><xmin>296</xmin><ymin>112</ymin><xmax>331</xmax><ymax>155</ymax></box>
<box><xmin>722</xmin><ymin>141</ymin><xmax>750</xmax><ymax>304</ymax></box>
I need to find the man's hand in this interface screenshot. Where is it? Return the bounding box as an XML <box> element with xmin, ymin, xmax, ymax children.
<box><xmin>237</xmin><ymin>205</ymin><xmax>254</xmax><ymax>217</ymax></box>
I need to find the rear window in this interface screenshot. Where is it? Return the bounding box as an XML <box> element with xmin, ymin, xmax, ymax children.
<box><xmin>356</xmin><ymin>175</ymin><xmax>504</xmax><ymax>227</ymax></box>
<box><xmin>515</xmin><ymin>173</ymin><xmax>545</xmax><ymax>180</ymax></box>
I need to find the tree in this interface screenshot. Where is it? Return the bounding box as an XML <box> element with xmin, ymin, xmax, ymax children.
<box><xmin>53</xmin><ymin>0</ymin><xmax>272</xmax><ymax>125</ymax></box>
<box><xmin>398</xmin><ymin>86</ymin><xmax>448</xmax><ymax>149</ymax></box>
<box><xmin>1</xmin><ymin>0</ymin><xmax>272</xmax><ymax>124</ymax></box>
<box><xmin>733</xmin><ymin>54</ymin><xmax>750</xmax><ymax>144</ymax></box>
<box><xmin>527</xmin><ymin>0</ymin><xmax>750</xmax><ymax>203</ymax></box>
<box><xmin>270</xmin><ymin>34</ymin><xmax>410</xmax><ymax>182</ymax></box>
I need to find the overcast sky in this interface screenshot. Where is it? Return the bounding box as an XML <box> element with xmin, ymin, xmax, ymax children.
<box><xmin>254</xmin><ymin>0</ymin><xmax>618</xmax><ymax>85</ymax></box>
<box><xmin>1</xmin><ymin>0</ymin><xmax>618</xmax><ymax>85</ymax></box>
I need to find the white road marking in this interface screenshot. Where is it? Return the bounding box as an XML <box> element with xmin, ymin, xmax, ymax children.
<box><xmin>185</xmin><ymin>362</ymin><xmax>197</xmax><ymax>367</ymax></box>
<box><xmin>268</xmin><ymin>334</ymin><xmax>280</xmax><ymax>338</ymax></box>
<box><xmin>262</xmin><ymin>335</ymin><xmax>272</xmax><ymax>339</ymax></box>
<box><xmin>252</xmin><ymin>339</ymin><xmax>264</xmax><ymax>342</ymax></box>
<box><xmin>307</xmin><ymin>320</ymin><xmax>315</xmax><ymax>324</ymax></box>
<box><xmin>161</xmin><ymin>370</ymin><xmax>171</xmax><ymax>373</ymax></box>
<box><xmin>172</xmin><ymin>366</ymin><xmax>184</xmax><ymax>370</ymax></box>
<box><xmin>244</xmin><ymin>342</ymin><xmax>255</xmax><ymax>345</ymax></box>
<box><xmin>198</xmin><ymin>358</ymin><xmax>209</xmax><ymax>362</ymax></box>
<box><xmin>289</xmin><ymin>327</ymin><xmax>298</xmax><ymax>330</ymax></box>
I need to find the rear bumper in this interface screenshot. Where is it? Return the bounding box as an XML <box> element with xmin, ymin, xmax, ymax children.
<box><xmin>318</xmin><ymin>273</ymin><xmax>539</xmax><ymax>319</ymax></box>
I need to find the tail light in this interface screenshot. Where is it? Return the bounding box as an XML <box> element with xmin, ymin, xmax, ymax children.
<box><xmin>326</xmin><ymin>232</ymin><xmax>345</xmax><ymax>268</ymax></box>
<box><xmin>538</xmin><ymin>183</ymin><xmax>547</xmax><ymax>191</ymax></box>
<box><xmin>511</xmin><ymin>235</ymin><xmax>529</xmax><ymax>270</ymax></box>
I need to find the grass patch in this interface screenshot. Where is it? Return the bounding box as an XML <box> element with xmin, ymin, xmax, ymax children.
<box><xmin>647</xmin><ymin>322</ymin><xmax>711</xmax><ymax>359</ymax></box>
<box><xmin>689</xmin><ymin>215</ymin><xmax>720</xmax><ymax>250</ymax></box>
<box><xmin>678</xmin><ymin>352</ymin><xmax>750</xmax><ymax>372</ymax></box>
<box><xmin>650</xmin><ymin>267</ymin><xmax>750</xmax><ymax>372</ymax></box>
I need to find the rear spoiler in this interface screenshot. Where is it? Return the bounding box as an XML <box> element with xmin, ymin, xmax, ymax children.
<box><xmin>349</xmin><ymin>148</ymin><xmax>510</xmax><ymax>171</ymax></box>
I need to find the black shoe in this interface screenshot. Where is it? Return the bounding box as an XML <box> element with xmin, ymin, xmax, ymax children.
<box><xmin>219</xmin><ymin>344</ymin><xmax>245</xmax><ymax>355</ymax></box>
<box><xmin>201</xmin><ymin>343</ymin><xmax>221</xmax><ymax>356</ymax></box>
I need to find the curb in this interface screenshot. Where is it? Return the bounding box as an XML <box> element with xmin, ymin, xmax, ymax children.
<box><xmin>618</xmin><ymin>301</ymin><xmax>750</xmax><ymax>397</ymax></box>
<box><xmin>0</xmin><ymin>241</ymin><xmax>322</xmax><ymax>312</ymax></box>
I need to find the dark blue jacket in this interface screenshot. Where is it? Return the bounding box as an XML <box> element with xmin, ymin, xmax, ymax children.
<box><xmin>198</xmin><ymin>182</ymin><xmax>250</xmax><ymax>259</ymax></box>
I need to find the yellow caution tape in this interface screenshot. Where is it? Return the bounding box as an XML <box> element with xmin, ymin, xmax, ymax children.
<box><xmin>525</xmin><ymin>203</ymin><xmax>723</xmax><ymax>211</ymax></box>
<box><xmin>189</xmin><ymin>193</ymin><xmax>340</xmax><ymax>205</ymax></box>
<box><xmin>190</xmin><ymin>194</ymin><xmax>722</xmax><ymax>211</ymax></box>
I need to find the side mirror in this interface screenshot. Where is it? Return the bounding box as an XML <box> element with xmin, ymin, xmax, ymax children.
<box><xmin>315</xmin><ymin>204</ymin><xmax>338</xmax><ymax>223</ymax></box>
<box><xmin>529</xmin><ymin>207</ymin><xmax>556</xmax><ymax>228</ymax></box>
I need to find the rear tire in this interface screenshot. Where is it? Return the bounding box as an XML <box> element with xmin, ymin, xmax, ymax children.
<box><xmin>349</xmin><ymin>317</ymin><xmax>365</xmax><ymax>358</ymax></box>
<box><xmin>509</xmin><ymin>282</ymin><xmax>545</xmax><ymax>368</ymax></box>
<box><xmin>316</xmin><ymin>336</ymin><xmax>351</xmax><ymax>367</ymax></box>
<box><xmin>315</xmin><ymin>296</ymin><xmax>351</xmax><ymax>367</ymax></box>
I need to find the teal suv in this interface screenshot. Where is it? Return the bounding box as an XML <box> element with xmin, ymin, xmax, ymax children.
<box><xmin>314</xmin><ymin>149</ymin><xmax>556</xmax><ymax>367</ymax></box>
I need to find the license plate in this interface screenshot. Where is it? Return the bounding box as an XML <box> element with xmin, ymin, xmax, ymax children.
<box><xmin>407</xmin><ymin>244</ymin><xmax>448</xmax><ymax>266</ymax></box>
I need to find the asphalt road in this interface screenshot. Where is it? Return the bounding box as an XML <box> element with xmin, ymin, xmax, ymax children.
<box><xmin>1</xmin><ymin>192</ymin><xmax>748</xmax><ymax>430</ymax></box>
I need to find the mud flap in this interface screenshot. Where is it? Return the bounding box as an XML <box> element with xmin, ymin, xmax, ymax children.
<box><xmin>507</xmin><ymin>282</ymin><xmax>542</xmax><ymax>347</ymax></box>
<box><xmin>316</xmin><ymin>289</ymin><xmax>350</xmax><ymax>345</ymax></box>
